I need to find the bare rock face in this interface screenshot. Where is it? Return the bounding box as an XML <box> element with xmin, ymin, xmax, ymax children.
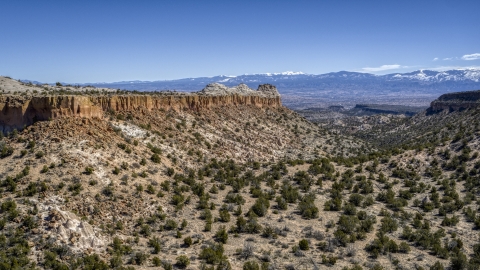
<box><xmin>198</xmin><ymin>83</ymin><xmax>233</xmax><ymax>95</ymax></box>
<box><xmin>0</xmin><ymin>83</ymin><xmax>281</xmax><ymax>132</ymax></box>
<box><xmin>46</xmin><ymin>209</ymin><xmax>106</xmax><ymax>252</ymax></box>
<box><xmin>198</xmin><ymin>83</ymin><xmax>280</xmax><ymax>98</ymax></box>
<box><xmin>0</xmin><ymin>96</ymin><xmax>103</xmax><ymax>133</ymax></box>
<box><xmin>34</xmin><ymin>196</ymin><xmax>107</xmax><ymax>253</ymax></box>
<box><xmin>257</xmin><ymin>84</ymin><xmax>279</xmax><ymax>96</ymax></box>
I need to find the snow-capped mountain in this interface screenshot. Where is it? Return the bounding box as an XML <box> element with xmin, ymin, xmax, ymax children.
<box><xmin>88</xmin><ymin>68</ymin><xmax>480</xmax><ymax>91</ymax></box>
<box><xmin>385</xmin><ymin>69</ymin><xmax>480</xmax><ymax>82</ymax></box>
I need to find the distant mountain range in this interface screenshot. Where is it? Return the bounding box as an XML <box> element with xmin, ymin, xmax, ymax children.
<box><xmin>20</xmin><ymin>68</ymin><xmax>480</xmax><ymax>108</ymax></box>
<box><xmin>83</xmin><ymin>68</ymin><xmax>480</xmax><ymax>93</ymax></box>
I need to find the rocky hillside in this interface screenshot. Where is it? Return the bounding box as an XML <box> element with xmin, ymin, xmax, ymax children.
<box><xmin>5</xmin><ymin>82</ymin><xmax>480</xmax><ymax>270</ymax></box>
<box><xmin>0</xmin><ymin>80</ymin><xmax>377</xmax><ymax>270</ymax></box>
<box><xmin>1</xmin><ymin>98</ymin><xmax>480</xmax><ymax>270</ymax></box>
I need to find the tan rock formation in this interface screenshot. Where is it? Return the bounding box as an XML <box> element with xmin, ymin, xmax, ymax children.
<box><xmin>0</xmin><ymin>84</ymin><xmax>281</xmax><ymax>132</ymax></box>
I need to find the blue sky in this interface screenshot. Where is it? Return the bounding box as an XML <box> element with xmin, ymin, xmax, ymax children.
<box><xmin>0</xmin><ymin>0</ymin><xmax>479</xmax><ymax>83</ymax></box>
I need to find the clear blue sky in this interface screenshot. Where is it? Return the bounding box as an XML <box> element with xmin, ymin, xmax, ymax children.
<box><xmin>1</xmin><ymin>0</ymin><xmax>479</xmax><ymax>83</ymax></box>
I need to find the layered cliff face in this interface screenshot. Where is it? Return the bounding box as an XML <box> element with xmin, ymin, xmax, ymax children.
<box><xmin>429</xmin><ymin>89</ymin><xmax>480</xmax><ymax>112</ymax></box>
<box><xmin>0</xmin><ymin>84</ymin><xmax>281</xmax><ymax>133</ymax></box>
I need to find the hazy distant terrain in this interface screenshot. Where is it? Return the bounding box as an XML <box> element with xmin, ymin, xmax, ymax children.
<box><xmin>63</xmin><ymin>69</ymin><xmax>480</xmax><ymax>109</ymax></box>
<box><xmin>297</xmin><ymin>104</ymin><xmax>428</xmax><ymax>124</ymax></box>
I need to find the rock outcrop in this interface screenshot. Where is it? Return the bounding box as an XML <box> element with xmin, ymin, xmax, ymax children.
<box><xmin>0</xmin><ymin>84</ymin><xmax>281</xmax><ymax>133</ymax></box>
<box><xmin>198</xmin><ymin>83</ymin><xmax>279</xmax><ymax>98</ymax></box>
<box><xmin>35</xmin><ymin>196</ymin><xmax>106</xmax><ymax>252</ymax></box>
<box><xmin>429</xmin><ymin>90</ymin><xmax>480</xmax><ymax>113</ymax></box>
<box><xmin>0</xmin><ymin>96</ymin><xmax>105</xmax><ymax>133</ymax></box>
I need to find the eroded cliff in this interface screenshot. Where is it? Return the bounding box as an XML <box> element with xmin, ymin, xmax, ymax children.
<box><xmin>0</xmin><ymin>83</ymin><xmax>281</xmax><ymax>133</ymax></box>
<box><xmin>429</xmin><ymin>89</ymin><xmax>480</xmax><ymax>113</ymax></box>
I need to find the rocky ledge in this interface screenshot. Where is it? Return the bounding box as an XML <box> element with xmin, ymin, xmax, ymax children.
<box><xmin>199</xmin><ymin>83</ymin><xmax>279</xmax><ymax>97</ymax></box>
<box><xmin>429</xmin><ymin>89</ymin><xmax>480</xmax><ymax>113</ymax></box>
<box><xmin>0</xmin><ymin>83</ymin><xmax>281</xmax><ymax>133</ymax></box>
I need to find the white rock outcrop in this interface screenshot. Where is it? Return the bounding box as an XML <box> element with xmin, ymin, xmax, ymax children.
<box><xmin>36</xmin><ymin>196</ymin><xmax>107</xmax><ymax>252</ymax></box>
<box><xmin>199</xmin><ymin>83</ymin><xmax>279</xmax><ymax>98</ymax></box>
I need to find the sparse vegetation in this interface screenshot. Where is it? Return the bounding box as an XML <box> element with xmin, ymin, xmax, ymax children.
<box><xmin>0</xmin><ymin>81</ymin><xmax>480</xmax><ymax>269</ymax></box>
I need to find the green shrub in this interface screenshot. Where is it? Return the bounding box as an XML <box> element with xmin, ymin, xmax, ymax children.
<box><xmin>151</xmin><ymin>153</ymin><xmax>161</xmax><ymax>163</ymax></box>
<box><xmin>102</xmin><ymin>186</ymin><xmax>114</xmax><ymax>196</ymax></box>
<box><xmin>441</xmin><ymin>215</ymin><xmax>459</xmax><ymax>226</ymax></box>
<box><xmin>2</xmin><ymin>176</ymin><xmax>16</xmax><ymax>192</ymax></box>
<box><xmin>148</xmin><ymin>237</ymin><xmax>161</xmax><ymax>254</ymax></box>
<box><xmin>166</xmin><ymin>167</ymin><xmax>175</xmax><ymax>176</ymax></box>
<box><xmin>299</xmin><ymin>239</ymin><xmax>309</xmax><ymax>250</ymax></box>
<box><xmin>280</xmin><ymin>182</ymin><xmax>300</xmax><ymax>203</ymax></box>
<box><xmin>89</xmin><ymin>179</ymin><xmax>98</xmax><ymax>186</ymax></box>
<box><xmin>111</xmin><ymin>237</ymin><xmax>132</xmax><ymax>255</ymax></box>
<box><xmin>175</xmin><ymin>255</ymin><xmax>190</xmax><ymax>268</ymax></box>
<box><xmin>215</xmin><ymin>226</ymin><xmax>228</xmax><ymax>244</ymax></box>
<box><xmin>112</xmin><ymin>167</ymin><xmax>120</xmax><ymax>175</ymax></box>
<box><xmin>149</xmin><ymin>145</ymin><xmax>162</xmax><ymax>154</ymax></box>
<box><xmin>449</xmin><ymin>251</ymin><xmax>468</xmax><ymax>270</ymax></box>
<box><xmin>146</xmin><ymin>184</ymin><xmax>156</xmax><ymax>194</ymax></box>
<box><xmin>343</xmin><ymin>203</ymin><xmax>357</xmax><ymax>216</ymax></box>
<box><xmin>23</xmin><ymin>182</ymin><xmax>38</xmax><ymax>196</ymax></box>
<box><xmin>342</xmin><ymin>264</ymin><xmax>364</xmax><ymax>270</ymax></box>
<box><xmin>324</xmin><ymin>197</ymin><xmax>342</xmax><ymax>211</ymax></box>
<box><xmin>68</xmin><ymin>183</ymin><xmax>83</xmax><ymax>196</ymax></box>
<box><xmin>140</xmin><ymin>224</ymin><xmax>152</xmax><ymax>237</ymax></box>
<box><xmin>243</xmin><ymin>260</ymin><xmax>260</xmax><ymax>270</ymax></box>
<box><xmin>35</xmin><ymin>151</ymin><xmax>44</xmax><ymax>158</ymax></box>
<box><xmin>183</xmin><ymin>236</ymin><xmax>193</xmax><ymax>247</ymax></box>
<box><xmin>131</xmin><ymin>252</ymin><xmax>148</xmax><ymax>265</ymax></box>
<box><xmin>380</xmin><ymin>216</ymin><xmax>398</xmax><ymax>233</ymax></box>
<box><xmin>204</xmin><ymin>221</ymin><xmax>212</xmax><ymax>232</ymax></box>
<box><xmin>110</xmin><ymin>255</ymin><xmax>123</xmax><ymax>268</ymax></box>
<box><xmin>44</xmin><ymin>251</ymin><xmax>68</xmax><ymax>269</ymax></box>
<box><xmin>298</xmin><ymin>193</ymin><xmax>319</xmax><ymax>219</ymax></box>
<box><xmin>162</xmin><ymin>260</ymin><xmax>173</xmax><ymax>270</ymax></box>
<box><xmin>85</xmin><ymin>166</ymin><xmax>94</xmax><ymax>175</ymax></box>
<box><xmin>171</xmin><ymin>193</ymin><xmax>185</xmax><ymax>206</ymax></box>
<box><xmin>0</xmin><ymin>143</ymin><xmax>14</xmax><ymax>158</ymax></box>
<box><xmin>225</xmin><ymin>193</ymin><xmax>245</xmax><ymax>205</ymax></box>
<box><xmin>22</xmin><ymin>215</ymin><xmax>37</xmax><ymax>230</ymax></box>
<box><xmin>250</xmin><ymin>197</ymin><xmax>270</xmax><ymax>217</ymax></box>
<box><xmin>219</xmin><ymin>209</ymin><xmax>231</xmax><ymax>222</ymax></box>
<box><xmin>321</xmin><ymin>255</ymin><xmax>337</xmax><ymax>266</ymax></box>
<box><xmin>399</xmin><ymin>241</ymin><xmax>410</xmax><ymax>253</ymax></box>
<box><xmin>165</xmin><ymin>219</ymin><xmax>178</xmax><ymax>230</ymax></box>
<box><xmin>152</xmin><ymin>257</ymin><xmax>161</xmax><ymax>267</ymax></box>
<box><xmin>349</xmin><ymin>193</ymin><xmax>364</xmax><ymax>206</ymax></box>
<box><xmin>430</xmin><ymin>261</ymin><xmax>445</xmax><ymax>270</ymax></box>
<box><xmin>199</xmin><ymin>243</ymin><xmax>225</xmax><ymax>264</ymax></box>
<box><xmin>365</xmin><ymin>233</ymin><xmax>399</xmax><ymax>258</ymax></box>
